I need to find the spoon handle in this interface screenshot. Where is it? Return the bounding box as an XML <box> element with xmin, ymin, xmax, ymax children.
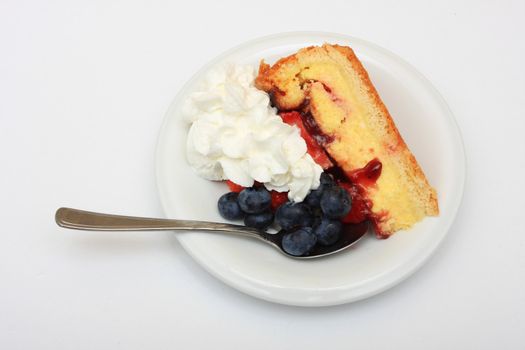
<box><xmin>55</xmin><ymin>207</ymin><xmax>262</xmax><ymax>238</ymax></box>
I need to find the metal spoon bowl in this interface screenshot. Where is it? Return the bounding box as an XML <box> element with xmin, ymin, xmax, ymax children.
<box><xmin>55</xmin><ymin>207</ymin><xmax>368</xmax><ymax>259</ymax></box>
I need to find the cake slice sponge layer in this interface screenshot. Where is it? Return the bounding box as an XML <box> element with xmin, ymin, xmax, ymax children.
<box><xmin>255</xmin><ymin>44</ymin><xmax>438</xmax><ymax>235</ymax></box>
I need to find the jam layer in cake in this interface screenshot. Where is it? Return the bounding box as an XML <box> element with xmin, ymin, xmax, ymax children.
<box><xmin>255</xmin><ymin>44</ymin><xmax>438</xmax><ymax>235</ymax></box>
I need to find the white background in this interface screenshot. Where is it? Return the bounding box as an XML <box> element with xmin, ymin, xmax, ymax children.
<box><xmin>1</xmin><ymin>0</ymin><xmax>524</xmax><ymax>349</ymax></box>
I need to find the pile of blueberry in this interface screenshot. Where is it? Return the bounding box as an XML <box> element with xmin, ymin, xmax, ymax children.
<box><xmin>217</xmin><ymin>173</ymin><xmax>352</xmax><ymax>256</ymax></box>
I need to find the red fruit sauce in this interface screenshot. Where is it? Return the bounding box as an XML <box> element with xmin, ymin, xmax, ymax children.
<box><xmin>280</xmin><ymin>111</ymin><xmax>333</xmax><ymax>169</ymax></box>
<box><xmin>280</xmin><ymin>110</ymin><xmax>387</xmax><ymax>236</ymax></box>
<box><xmin>338</xmin><ymin>182</ymin><xmax>371</xmax><ymax>224</ymax></box>
<box><xmin>348</xmin><ymin>158</ymin><xmax>382</xmax><ymax>187</ymax></box>
<box><xmin>300</xmin><ymin>111</ymin><xmax>334</xmax><ymax>146</ymax></box>
<box><xmin>329</xmin><ymin>159</ymin><xmax>387</xmax><ymax>237</ymax></box>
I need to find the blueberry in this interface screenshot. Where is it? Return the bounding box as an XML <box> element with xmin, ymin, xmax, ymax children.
<box><xmin>238</xmin><ymin>187</ymin><xmax>271</xmax><ymax>214</ymax></box>
<box><xmin>311</xmin><ymin>208</ymin><xmax>323</xmax><ymax>228</ymax></box>
<box><xmin>217</xmin><ymin>192</ymin><xmax>244</xmax><ymax>220</ymax></box>
<box><xmin>320</xmin><ymin>172</ymin><xmax>336</xmax><ymax>187</ymax></box>
<box><xmin>281</xmin><ymin>227</ymin><xmax>318</xmax><ymax>256</ymax></box>
<box><xmin>304</xmin><ymin>188</ymin><xmax>323</xmax><ymax>208</ymax></box>
<box><xmin>244</xmin><ymin>211</ymin><xmax>273</xmax><ymax>230</ymax></box>
<box><xmin>305</xmin><ymin>173</ymin><xmax>335</xmax><ymax>208</ymax></box>
<box><xmin>320</xmin><ymin>186</ymin><xmax>352</xmax><ymax>218</ymax></box>
<box><xmin>275</xmin><ymin>202</ymin><xmax>313</xmax><ymax>230</ymax></box>
<box><xmin>314</xmin><ymin>218</ymin><xmax>342</xmax><ymax>246</ymax></box>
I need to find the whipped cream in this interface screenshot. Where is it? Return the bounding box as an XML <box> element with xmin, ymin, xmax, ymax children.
<box><xmin>183</xmin><ymin>64</ymin><xmax>322</xmax><ymax>202</ymax></box>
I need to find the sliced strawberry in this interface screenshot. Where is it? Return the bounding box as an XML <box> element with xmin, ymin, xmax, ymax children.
<box><xmin>280</xmin><ymin>111</ymin><xmax>333</xmax><ymax>169</ymax></box>
<box><xmin>339</xmin><ymin>182</ymin><xmax>370</xmax><ymax>224</ymax></box>
<box><xmin>270</xmin><ymin>191</ymin><xmax>288</xmax><ymax>211</ymax></box>
<box><xmin>226</xmin><ymin>180</ymin><xmax>245</xmax><ymax>193</ymax></box>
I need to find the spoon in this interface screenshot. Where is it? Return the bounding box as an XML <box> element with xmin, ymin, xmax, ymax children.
<box><xmin>55</xmin><ymin>207</ymin><xmax>368</xmax><ymax>259</ymax></box>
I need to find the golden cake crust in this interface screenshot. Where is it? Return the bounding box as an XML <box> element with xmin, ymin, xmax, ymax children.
<box><xmin>255</xmin><ymin>44</ymin><xmax>438</xmax><ymax>235</ymax></box>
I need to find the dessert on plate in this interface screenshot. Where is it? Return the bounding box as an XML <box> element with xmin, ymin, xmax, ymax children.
<box><xmin>183</xmin><ymin>44</ymin><xmax>438</xmax><ymax>256</ymax></box>
<box><xmin>255</xmin><ymin>44</ymin><xmax>438</xmax><ymax>235</ymax></box>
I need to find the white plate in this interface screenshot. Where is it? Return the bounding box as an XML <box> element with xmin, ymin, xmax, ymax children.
<box><xmin>155</xmin><ymin>32</ymin><xmax>465</xmax><ymax>306</ymax></box>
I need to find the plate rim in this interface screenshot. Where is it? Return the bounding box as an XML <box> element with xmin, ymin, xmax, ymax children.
<box><xmin>155</xmin><ymin>31</ymin><xmax>466</xmax><ymax>307</ymax></box>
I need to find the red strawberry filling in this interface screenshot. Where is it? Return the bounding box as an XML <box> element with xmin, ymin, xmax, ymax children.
<box><xmin>279</xmin><ymin>111</ymin><xmax>381</xmax><ymax>226</ymax></box>
<box><xmin>280</xmin><ymin>111</ymin><xmax>333</xmax><ymax>169</ymax></box>
<box><xmin>338</xmin><ymin>182</ymin><xmax>370</xmax><ymax>224</ymax></box>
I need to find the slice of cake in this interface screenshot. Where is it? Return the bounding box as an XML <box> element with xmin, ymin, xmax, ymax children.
<box><xmin>255</xmin><ymin>44</ymin><xmax>438</xmax><ymax>236</ymax></box>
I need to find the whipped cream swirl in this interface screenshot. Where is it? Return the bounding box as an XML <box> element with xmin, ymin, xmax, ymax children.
<box><xmin>183</xmin><ymin>64</ymin><xmax>322</xmax><ymax>202</ymax></box>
